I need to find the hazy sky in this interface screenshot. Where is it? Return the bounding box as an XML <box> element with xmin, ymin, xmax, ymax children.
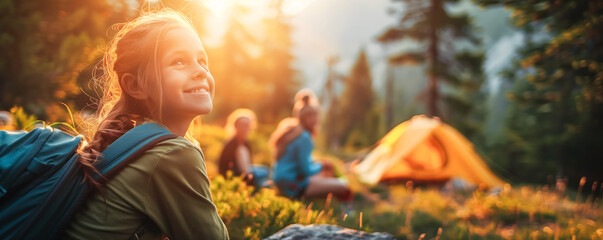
<box><xmin>290</xmin><ymin>0</ymin><xmax>395</xmax><ymax>90</ymax></box>
<box><xmin>289</xmin><ymin>0</ymin><xmax>523</xmax><ymax>96</ymax></box>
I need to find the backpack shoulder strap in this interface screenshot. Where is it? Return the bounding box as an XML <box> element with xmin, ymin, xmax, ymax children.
<box><xmin>93</xmin><ymin>123</ymin><xmax>178</xmax><ymax>182</ymax></box>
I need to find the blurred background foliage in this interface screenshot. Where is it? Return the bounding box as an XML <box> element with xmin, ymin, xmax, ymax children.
<box><xmin>0</xmin><ymin>0</ymin><xmax>601</xmax><ymax>190</ymax></box>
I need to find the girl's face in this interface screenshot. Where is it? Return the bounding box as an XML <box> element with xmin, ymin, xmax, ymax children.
<box><xmin>234</xmin><ymin>117</ymin><xmax>251</xmax><ymax>141</ymax></box>
<box><xmin>158</xmin><ymin>27</ymin><xmax>215</xmax><ymax>120</ymax></box>
<box><xmin>300</xmin><ymin>108</ymin><xmax>319</xmax><ymax>132</ymax></box>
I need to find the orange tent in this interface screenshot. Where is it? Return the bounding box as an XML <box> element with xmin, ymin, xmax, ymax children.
<box><xmin>352</xmin><ymin>115</ymin><xmax>505</xmax><ymax>188</ymax></box>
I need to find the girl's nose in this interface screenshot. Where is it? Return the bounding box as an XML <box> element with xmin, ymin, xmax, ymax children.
<box><xmin>193</xmin><ymin>64</ymin><xmax>208</xmax><ymax>80</ymax></box>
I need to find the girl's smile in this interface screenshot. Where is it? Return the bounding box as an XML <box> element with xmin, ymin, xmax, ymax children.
<box><xmin>183</xmin><ymin>85</ymin><xmax>210</xmax><ymax>94</ymax></box>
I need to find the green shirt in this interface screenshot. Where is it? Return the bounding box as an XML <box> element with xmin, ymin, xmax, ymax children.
<box><xmin>63</xmin><ymin>137</ymin><xmax>229</xmax><ymax>240</ymax></box>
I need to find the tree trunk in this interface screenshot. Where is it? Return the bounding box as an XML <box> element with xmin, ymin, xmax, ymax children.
<box><xmin>427</xmin><ymin>0</ymin><xmax>440</xmax><ymax>117</ymax></box>
<box><xmin>385</xmin><ymin>63</ymin><xmax>394</xmax><ymax>130</ymax></box>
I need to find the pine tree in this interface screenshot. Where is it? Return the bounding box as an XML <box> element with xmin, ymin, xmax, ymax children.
<box><xmin>208</xmin><ymin>5</ymin><xmax>265</xmax><ymax>121</ymax></box>
<box><xmin>320</xmin><ymin>56</ymin><xmax>345</xmax><ymax>150</ymax></box>
<box><xmin>335</xmin><ymin>49</ymin><xmax>379</xmax><ymax>149</ymax></box>
<box><xmin>476</xmin><ymin>0</ymin><xmax>603</xmax><ymax>183</ymax></box>
<box><xmin>377</xmin><ymin>0</ymin><xmax>486</xmax><ymax>139</ymax></box>
<box><xmin>256</xmin><ymin>0</ymin><xmax>299</xmax><ymax>123</ymax></box>
<box><xmin>207</xmin><ymin>1</ymin><xmax>298</xmax><ymax>124</ymax></box>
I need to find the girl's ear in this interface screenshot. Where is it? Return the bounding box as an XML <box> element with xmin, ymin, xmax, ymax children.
<box><xmin>120</xmin><ymin>73</ymin><xmax>148</xmax><ymax>100</ymax></box>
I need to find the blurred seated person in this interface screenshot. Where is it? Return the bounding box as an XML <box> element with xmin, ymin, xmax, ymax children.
<box><xmin>0</xmin><ymin>111</ymin><xmax>14</xmax><ymax>130</ymax></box>
<box><xmin>269</xmin><ymin>89</ymin><xmax>352</xmax><ymax>202</ymax></box>
<box><xmin>218</xmin><ymin>109</ymin><xmax>269</xmax><ymax>188</ymax></box>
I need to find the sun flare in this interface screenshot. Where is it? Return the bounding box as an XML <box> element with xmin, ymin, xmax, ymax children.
<box><xmin>281</xmin><ymin>0</ymin><xmax>317</xmax><ymax>16</ymax></box>
<box><xmin>199</xmin><ymin>0</ymin><xmax>316</xmax><ymax>16</ymax></box>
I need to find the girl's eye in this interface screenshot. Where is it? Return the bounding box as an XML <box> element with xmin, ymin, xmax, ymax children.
<box><xmin>173</xmin><ymin>58</ymin><xmax>185</xmax><ymax>65</ymax></box>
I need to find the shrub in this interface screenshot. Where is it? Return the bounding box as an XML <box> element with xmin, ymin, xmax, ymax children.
<box><xmin>9</xmin><ymin>106</ymin><xmax>38</xmax><ymax>130</ymax></box>
<box><xmin>211</xmin><ymin>174</ymin><xmax>337</xmax><ymax>239</ymax></box>
<box><xmin>410</xmin><ymin>210</ymin><xmax>443</xmax><ymax>239</ymax></box>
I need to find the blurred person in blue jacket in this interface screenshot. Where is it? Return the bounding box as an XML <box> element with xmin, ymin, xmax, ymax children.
<box><xmin>270</xmin><ymin>89</ymin><xmax>352</xmax><ymax>201</ymax></box>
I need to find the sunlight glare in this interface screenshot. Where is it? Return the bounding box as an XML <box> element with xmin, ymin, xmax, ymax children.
<box><xmin>201</xmin><ymin>0</ymin><xmax>232</xmax><ymax>15</ymax></box>
<box><xmin>281</xmin><ymin>0</ymin><xmax>317</xmax><ymax>16</ymax></box>
<box><xmin>200</xmin><ymin>0</ymin><xmax>315</xmax><ymax>16</ymax></box>
<box><xmin>200</xmin><ymin>0</ymin><xmax>266</xmax><ymax>14</ymax></box>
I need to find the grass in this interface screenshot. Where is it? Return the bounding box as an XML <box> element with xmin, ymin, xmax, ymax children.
<box><xmin>211</xmin><ymin>173</ymin><xmax>602</xmax><ymax>240</ymax></box>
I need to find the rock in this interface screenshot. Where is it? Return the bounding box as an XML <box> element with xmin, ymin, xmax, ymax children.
<box><xmin>264</xmin><ymin>224</ymin><xmax>396</xmax><ymax>240</ymax></box>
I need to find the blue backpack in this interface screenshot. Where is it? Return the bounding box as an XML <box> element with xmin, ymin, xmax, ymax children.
<box><xmin>0</xmin><ymin>123</ymin><xmax>177</xmax><ymax>240</ymax></box>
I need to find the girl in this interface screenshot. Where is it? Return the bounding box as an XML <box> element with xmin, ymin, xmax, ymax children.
<box><xmin>218</xmin><ymin>109</ymin><xmax>269</xmax><ymax>188</ymax></box>
<box><xmin>270</xmin><ymin>89</ymin><xmax>352</xmax><ymax>201</ymax></box>
<box><xmin>63</xmin><ymin>10</ymin><xmax>228</xmax><ymax>239</ymax></box>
